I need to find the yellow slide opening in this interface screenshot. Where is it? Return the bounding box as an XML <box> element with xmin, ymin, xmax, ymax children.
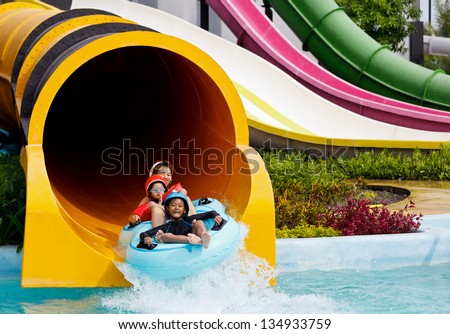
<box><xmin>0</xmin><ymin>3</ymin><xmax>275</xmax><ymax>287</ymax></box>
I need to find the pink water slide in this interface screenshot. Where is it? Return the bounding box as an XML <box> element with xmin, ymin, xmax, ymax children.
<box><xmin>207</xmin><ymin>0</ymin><xmax>450</xmax><ymax>132</ymax></box>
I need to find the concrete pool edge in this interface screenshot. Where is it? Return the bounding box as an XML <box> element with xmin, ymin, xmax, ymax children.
<box><xmin>2</xmin><ymin>213</ymin><xmax>450</xmax><ymax>278</ymax></box>
<box><xmin>277</xmin><ymin>213</ymin><xmax>450</xmax><ymax>272</ymax></box>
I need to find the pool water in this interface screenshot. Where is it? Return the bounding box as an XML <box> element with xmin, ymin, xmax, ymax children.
<box><xmin>1</xmin><ymin>253</ymin><xmax>449</xmax><ymax>314</ymax></box>
<box><xmin>277</xmin><ymin>263</ymin><xmax>450</xmax><ymax>314</ymax></box>
<box><xmin>0</xmin><ymin>251</ymin><xmax>343</xmax><ymax>314</ymax></box>
<box><xmin>0</xmin><ymin>278</ymin><xmax>114</xmax><ymax>314</ymax></box>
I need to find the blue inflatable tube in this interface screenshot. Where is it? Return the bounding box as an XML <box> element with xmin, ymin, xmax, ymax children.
<box><xmin>118</xmin><ymin>221</ymin><xmax>152</xmax><ymax>247</ymax></box>
<box><xmin>121</xmin><ymin>198</ymin><xmax>241</xmax><ymax>280</ymax></box>
<box><xmin>118</xmin><ymin>197</ymin><xmax>227</xmax><ymax>246</ymax></box>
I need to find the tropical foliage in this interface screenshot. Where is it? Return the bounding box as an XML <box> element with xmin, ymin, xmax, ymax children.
<box><xmin>336</xmin><ymin>0</ymin><xmax>421</xmax><ymax>54</ymax></box>
<box><xmin>331</xmin><ymin>145</ymin><xmax>450</xmax><ymax>180</ymax></box>
<box><xmin>264</xmin><ymin>144</ymin><xmax>450</xmax><ymax>238</ymax></box>
<box><xmin>0</xmin><ymin>155</ymin><xmax>26</xmax><ymax>251</ymax></box>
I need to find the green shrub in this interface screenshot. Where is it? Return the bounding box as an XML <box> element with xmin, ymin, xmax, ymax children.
<box><xmin>0</xmin><ymin>155</ymin><xmax>26</xmax><ymax>251</ymax></box>
<box><xmin>262</xmin><ymin>150</ymin><xmax>361</xmax><ymax>236</ymax></box>
<box><xmin>276</xmin><ymin>224</ymin><xmax>340</xmax><ymax>238</ymax></box>
<box><xmin>333</xmin><ymin>144</ymin><xmax>450</xmax><ymax>180</ymax></box>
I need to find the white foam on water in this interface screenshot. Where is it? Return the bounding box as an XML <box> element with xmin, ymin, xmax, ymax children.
<box><xmin>102</xmin><ymin>225</ymin><xmax>347</xmax><ymax>314</ymax></box>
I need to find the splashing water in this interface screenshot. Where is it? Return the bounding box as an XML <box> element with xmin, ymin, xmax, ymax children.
<box><xmin>102</xmin><ymin>225</ymin><xmax>346</xmax><ymax>314</ymax></box>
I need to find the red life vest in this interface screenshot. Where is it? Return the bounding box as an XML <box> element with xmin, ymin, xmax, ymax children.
<box><xmin>131</xmin><ymin>182</ymin><xmax>183</xmax><ymax>221</ymax></box>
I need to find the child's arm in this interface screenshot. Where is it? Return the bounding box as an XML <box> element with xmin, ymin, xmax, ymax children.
<box><xmin>148</xmin><ymin>201</ymin><xmax>164</xmax><ymax>211</ymax></box>
<box><xmin>185</xmin><ymin>210</ymin><xmax>227</xmax><ymax>229</ymax></box>
<box><xmin>185</xmin><ymin>210</ymin><xmax>220</xmax><ymax>223</ymax></box>
<box><xmin>129</xmin><ymin>202</ymin><xmax>150</xmax><ymax>225</ymax></box>
<box><xmin>130</xmin><ymin>199</ymin><xmax>164</xmax><ymax>226</ymax></box>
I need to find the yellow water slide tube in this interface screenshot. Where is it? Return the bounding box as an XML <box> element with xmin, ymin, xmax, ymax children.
<box><xmin>0</xmin><ymin>2</ymin><xmax>275</xmax><ymax>287</ymax></box>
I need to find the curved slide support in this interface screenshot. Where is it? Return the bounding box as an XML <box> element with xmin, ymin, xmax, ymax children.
<box><xmin>0</xmin><ymin>2</ymin><xmax>275</xmax><ymax>287</ymax></box>
<box><xmin>268</xmin><ymin>0</ymin><xmax>450</xmax><ymax>111</ymax></box>
<box><xmin>207</xmin><ymin>0</ymin><xmax>450</xmax><ymax>132</ymax></box>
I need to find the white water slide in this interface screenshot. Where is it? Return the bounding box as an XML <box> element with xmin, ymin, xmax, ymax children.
<box><xmin>70</xmin><ymin>0</ymin><xmax>450</xmax><ymax>150</ymax></box>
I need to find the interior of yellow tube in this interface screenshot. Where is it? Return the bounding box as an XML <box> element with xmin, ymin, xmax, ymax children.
<box><xmin>42</xmin><ymin>46</ymin><xmax>237</xmax><ymax>240</ymax></box>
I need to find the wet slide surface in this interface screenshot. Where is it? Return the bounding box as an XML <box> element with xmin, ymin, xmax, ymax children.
<box><xmin>207</xmin><ymin>0</ymin><xmax>450</xmax><ymax>132</ymax></box>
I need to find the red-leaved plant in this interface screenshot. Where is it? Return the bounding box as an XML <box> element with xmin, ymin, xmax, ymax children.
<box><xmin>318</xmin><ymin>199</ymin><xmax>422</xmax><ymax>236</ymax></box>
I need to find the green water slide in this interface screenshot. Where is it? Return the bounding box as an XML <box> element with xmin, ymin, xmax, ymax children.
<box><xmin>269</xmin><ymin>0</ymin><xmax>450</xmax><ymax>111</ymax></box>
